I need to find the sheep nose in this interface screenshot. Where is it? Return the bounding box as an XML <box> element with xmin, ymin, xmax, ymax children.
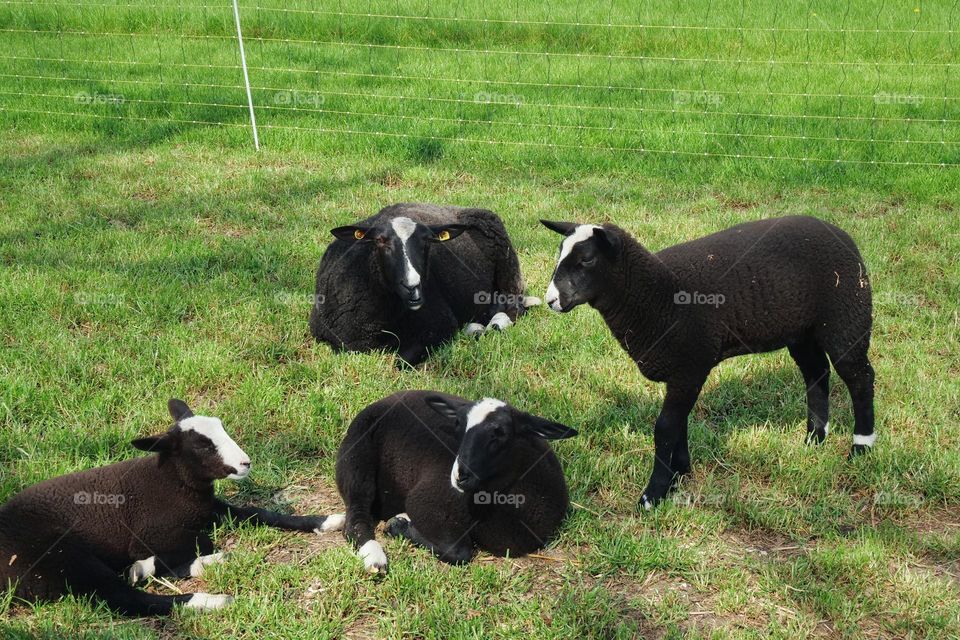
<box><xmin>238</xmin><ymin>460</ymin><xmax>251</xmax><ymax>470</ymax></box>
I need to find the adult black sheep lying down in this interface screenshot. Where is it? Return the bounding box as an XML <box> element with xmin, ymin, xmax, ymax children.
<box><xmin>309</xmin><ymin>202</ymin><xmax>539</xmax><ymax>366</ymax></box>
<box><xmin>332</xmin><ymin>391</ymin><xmax>577</xmax><ymax>573</ymax></box>
<box><xmin>541</xmin><ymin>215</ymin><xmax>875</xmax><ymax>509</ymax></box>
<box><xmin>0</xmin><ymin>399</ymin><xmax>340</xmax><ymax>616</ymax></box>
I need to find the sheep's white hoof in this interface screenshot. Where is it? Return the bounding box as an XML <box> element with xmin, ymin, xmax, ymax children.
<box><xmin>463</xmin><ymin>323</ymin><xmax>486</xmax><ymax>337</ymax></box>
<box><xmin>486</xmin><ymin>312</ymin><xmax>513</xmax><ymax>331</ymax></box>
<box><xmin>185</xmin><ymin>593</ymin><xmax>234</xmax><ymax>611</ymax></box>
<box><xmin>523</xmin><ymin>296</ymin><xmax>542</xmax><ymax>308</ymax></box>
<box><xmin>640</xmin><ymin>495</ymin><xmax>654</xmax><ymax>511</ymax></box>
<box><xmin>189</xmin><ymin>552</ymin><xmax>226</xmax><ymax>578</ymax></box>
<box><xmin>358</xmin><ymin>540</ymin><xmax>388</xmax><ymax>574</ymax></box>
<box><xmin>315</xmin><ymin>513</ymin><xmax>345</xmax><ymax>534</ymax></box>
<box><xmin>127</xmin><ymin>556</ymin><xmax>156</xmax><ymax>585</ymax></box>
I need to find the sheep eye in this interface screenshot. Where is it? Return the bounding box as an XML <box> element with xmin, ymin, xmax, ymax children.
<box><xmin>437</xmin><ymin>230</ymin><xmax>451</xmax><ymax>241</ymax></box>
<box><xmin>353</xmin><ymin>229</ymin><xmax>366</xmax><ymax>240</ymax></box>
<box><xmin>581</xmin><ymin>257</ymin><xmax>597</xmax><ymax>267</ymax></box>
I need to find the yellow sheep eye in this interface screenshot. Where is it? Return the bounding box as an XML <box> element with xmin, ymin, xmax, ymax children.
<box><xmin>354</xmin><ymin>229</ymin><xmax>365</xmax><ymax>240</ymax></box>
<box><xmin>437</xmin><ymin>230</ymin><xmax>451</xmax><ymax>241</ymax></box>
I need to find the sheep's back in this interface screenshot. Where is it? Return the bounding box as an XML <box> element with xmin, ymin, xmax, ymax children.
<box><xmin>656</xmin><ymin>216</ymin><xmax>871</xmax><ymax>355</ymax></box>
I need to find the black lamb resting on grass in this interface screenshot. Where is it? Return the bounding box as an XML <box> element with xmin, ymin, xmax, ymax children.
<box><xmin>541</xmin><ymin>215</ymin><xmax>875</xmax><ymax>509</ymax></box>
<box><xmin>330</xmin><ymin>390</ymin><xmax>577</xmax><ymax>573</ymax></box>
<box><xmin>309</xmin><ymin>202</ymin><xmax>539</xmax><ymax>366</ymax></box>
<box><xmin>0</xmin><ymin>399</ymin><xmax>341</xmax><ymax>616</ymax></box>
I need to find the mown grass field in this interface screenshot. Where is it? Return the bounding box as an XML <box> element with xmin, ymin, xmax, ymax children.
<box><xmin>1</xmin><ymin>1</ymin><xmax>959</xmax><ymax>638</ymax></box>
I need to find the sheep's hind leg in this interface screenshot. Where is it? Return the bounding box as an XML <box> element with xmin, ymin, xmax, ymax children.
<box><xmin>670</xmin><ymin>420</ymin><xmax>691</xmax><ymax>484</ymax></box>
<box><xmin>640</xmin><ymin>378</ymin><xmax>704</xmax><ymax>510</ymax></box>
<box><xmin>788</xmin><ymin>335</ymin><xmax>831</xmax><ymax>445</ymax></box>
<box><xmin>384</xmin><ymin>514</ymin><xmax>474</xmax><ymax>565</ymax></box>
<box><xmin>830</xmin><ymin>349</ymin><xmax>876</xmax><ymax>457</ymax></box>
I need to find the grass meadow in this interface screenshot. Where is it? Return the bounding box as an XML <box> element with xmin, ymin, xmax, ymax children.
<box><xmin>1</xmin><ymin>1</ymin><xmax>958</xmax><ymax>638</ymax></box>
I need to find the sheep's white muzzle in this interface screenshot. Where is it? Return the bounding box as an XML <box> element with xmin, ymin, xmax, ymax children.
<box><xmin>545</xmin><ymin>281</ymin><xmax>563</xmax><ymax>312</ymax></box>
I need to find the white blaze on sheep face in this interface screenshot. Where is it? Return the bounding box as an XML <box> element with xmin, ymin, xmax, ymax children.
<box><xmin>178</xmin><ymin>416</ymin><xmax>251</xmax><ymax>480</ymax></box>
<box><xmin>390</xmin><ymin>216</ymin><xmax>422</xmax><ymax>290</ymax></box>
<box><xmin>450</xmin><ymin>398</ymin><xmax>507</xmax><ymax>492</ymax></box>
<box><xmin>546</xmin><ymin>224</ymin><xmax>601</xmax><ymax>312</ymax></box>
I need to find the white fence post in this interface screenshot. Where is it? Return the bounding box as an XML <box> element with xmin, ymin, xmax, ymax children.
<box><xmin>232</xmin><ymin>0</ymin><xmax>259</xmax><ymax>150</ymax></box>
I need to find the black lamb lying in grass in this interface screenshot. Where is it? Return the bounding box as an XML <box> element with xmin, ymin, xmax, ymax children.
<box><xmin>541</xmin><ymin>215</ymin><xmax>875</xmax><ymax>509</ymax></box>
<box><xmin>0</xmin><ymin>399</ymin><xmax>340</xmax><ymax>616</ymax></box>
<box><xmin>331</xmin><ymin>390</ymin><xmax>577</xmax><ymax>573</ymax></box>
<box><xmin>309</xmin><ymin>202</ymin><xmax>540</xmax><ymax>366</ymax></box>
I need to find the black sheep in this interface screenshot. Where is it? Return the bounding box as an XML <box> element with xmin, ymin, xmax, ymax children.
<box><xmin>309</xmin><ymin>203</ymin><xmax>539</xmax><ymax>366</ymax></box>
<box><xmin>0</xmin><ymin>399</ymin><xmax>340</xmax><ymax>616</ymax></box>
<box><xmin>541</xmin><ymin>215</ymin><xmax>875</xmax><ymax>509</ymax></box>
<box><xmin>332</xmin><ymin>390</ymin><xmax>577</xmax><ymax>572</ymax></box>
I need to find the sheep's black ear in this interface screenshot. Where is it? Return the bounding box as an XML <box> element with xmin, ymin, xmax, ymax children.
<box><xmin>540</xmin><ymin>220</ymin><xmax>577</xmax><ymax>236</ymax></box>
<box><xmin>427</xmin><ymin>224</ymin><xmax>470</xmax><ymax>242</ymax></box>
<box><xmin>330</xmin><ymin>225</ymin><xmax>373</xmax><ymax>242</ymax></box>
<box><xmin>521</xmin><ymin>414</ymin><xmax>578</xmax><ymax>440</ymax></box>
<box><xmin>424</xmin><ymin>395</ymin><xmax>468</xmax><ymax>422</ymax></box>
<box><xmin>593</xmin><ymin>226</ymin><xmax>621</xmax><ymax>255</ymax></box>
<box><xmin>168</xmin><ymin>398</ymin><xmax>193</xmax><ymax>422</ymax></box>
<box><xmin>131</xmin><ymin>433</ymin><xmax>174</xmax><ymax>453</ymax></box>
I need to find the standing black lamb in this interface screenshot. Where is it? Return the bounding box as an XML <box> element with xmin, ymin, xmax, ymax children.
<box><xmin>0</xmin><ymin>399</ymin><xmax>340</xmax><ymax>616</ymax></box>
<box><xmin>309</xmin><ymin>202</ymin><xmax>539</xmax><ymax>366</ymax></box>
<box><xmin>331</xmin><ymin>390</ymin><xmax>577</xmax><ymax>573</ymax></box>
<box><xmin>541</xmin><ymin>215</ymin><xmax>875</xmax><ymax>509</ymax></box>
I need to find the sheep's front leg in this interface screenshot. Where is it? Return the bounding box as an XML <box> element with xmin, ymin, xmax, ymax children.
<box><xmin>384</xmin><ymin>513</ymin><xmax>474</xmax><ymax>565</ymax></box>
<box><xmin>214</xmin><ymin>499</ymin><xmax>328</xmax><ymax>533</ymax></box>
<box><xmin>640</xmin><ymin>379</ymin><xmax>704</xmax><ymax>510</ymax></box>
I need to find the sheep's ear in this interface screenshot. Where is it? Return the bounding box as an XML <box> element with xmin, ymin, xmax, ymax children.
<box><xmin>521</xmin><ymin>415</ymin><xmax>578</xmax><ymax>440</ymax></box>
<box><xmin>540</xmin><ymin>220</ymin><xmax>577</xmax><ymax>236</ymax></box>
<box><xmin>424</xmin><ymin>395</ymin><xmax>468</xmax><ymax>422</ymax></box>
<box><xmin>330</xmin><ymin>225</ymin><xmax>373</xmax><ymax>242</ymax></box>
<box><xmin>168</xmin><ymin>398</ymin><xmax>193</xmax><ymax>422</ymax></box>
<box><xmin>131</xmin><ymin>433</ymin><xmax>175</xmax><ymax>453</ymax></box>
<box><xmin>593</xmin><ymin>226</ymin><xmax>622</xmax><ymax>256</ymax></box>
<box><xmin>427</xmin><ymin>224</ymin><xmax>470</xmax><ymax>242</ymax></box>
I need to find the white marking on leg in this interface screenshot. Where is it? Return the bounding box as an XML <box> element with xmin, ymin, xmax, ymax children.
<box><xmin>394</xmin><ymin>512</ymin><xmax>410</xmax><ymax>522</ymax></box>
<box><xmin>823</xmin><ymin>421</ymin><xmax>830</xmax><ymax>437</ymax></box>
<box><xmin>463</xmin><ymin>322</ymin><xmax>486</xmax><ymax>336</ymax></box>
<box><xmin>358</xmin><ymin>540</ymin><xmax>388</xmax><ymax>574</ymax></box>
<box><xmin>640</xmin><ymin>495</ymin><xmax>653</xmax><ymax>511</ymax></box>
<box><xmin>178</xmin><ymin>415</ymin><xmax>251</xmax><ymax>480</ymax></box>
<box><xmin>316</xmin><ymin>513</ymin><xmax>345</xmax><ymax>533</ymax></box>
<box><xmin>127</xmin><ymin>556</ymin><xmax>155</xmax><ymax>585</ymax></box>
<box><xmin>852</xmin><ymin>433</ymin><xmax>876</xmax><ymax>447</ymax></box>
<box><xmin>185</xmin><ymin>593</ymin><xmax>234</xmax><ymax>611</ymax></box>
<box><xmin>486</xmin><ymin>312</ymin><xmax>513</xmax><ymax>331</ymax></box>
<box><xmin>390</xmin><ymin>216</ymin><xmax>421</xmax><ymax>290</ymax></box>
<box><xmin>189</xmin><ymin>552</ymin><xmax>225</xmax><ymax>578</ymax></box>
<box><xmin>523</xmin><ymin>296</ymin><xmax>542</xmax><ymax>308</ymax></box>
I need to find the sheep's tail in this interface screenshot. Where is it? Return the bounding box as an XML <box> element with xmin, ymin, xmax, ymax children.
<box><xmin>313</xmin><ymin>513</ymin><xmax>346</xmax><ymax>534</ymax></box>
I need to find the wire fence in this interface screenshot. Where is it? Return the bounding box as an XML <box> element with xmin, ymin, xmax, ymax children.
<box><xmin>1</xmin><ymin>1</ymin><xmax>958</xmax><ymax>167</ymax></box>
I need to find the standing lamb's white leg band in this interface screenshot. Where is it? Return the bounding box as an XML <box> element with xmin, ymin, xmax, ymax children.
<box><xmin>852</xmin><ymin>433</ymin><xmax>876</xmax><ymax>447</ymax></box>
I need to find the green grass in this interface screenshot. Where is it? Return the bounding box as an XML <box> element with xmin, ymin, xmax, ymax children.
<box><xmin>1</xmin><ymin>1</ymin><xmax>959</xmax><ymax>638</ymax></box>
